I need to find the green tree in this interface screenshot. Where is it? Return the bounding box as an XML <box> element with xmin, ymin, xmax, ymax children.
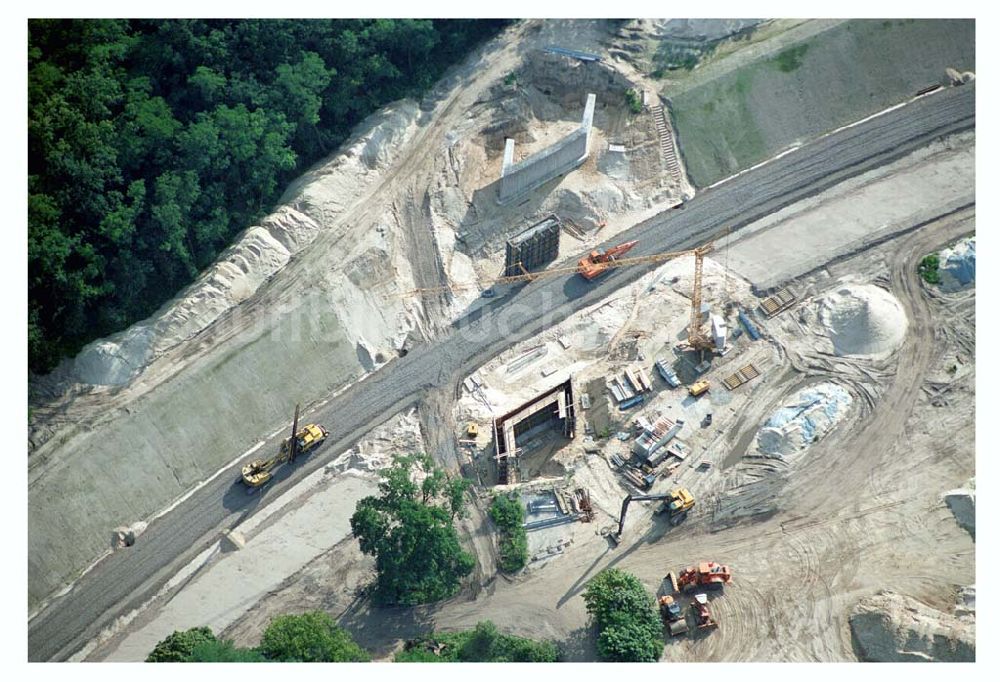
<box><xmin>489</xmin><ymin>493</ymin><xmax>528</xmax><ymax>573</ymax></box>
<box><xmin>596</xmin><ymin>620</ymin><xmax>663</xmax><ymax>662</ymax></box>
<box><xmin>188</xmin><ymin>639</ymin><xmax>267</xmax><ymax>662</ymax></box>
<box><xmin>583</xmin><ymin>569</ymin><xmax>663</xmax><ymax>663</ymax></box>
<box><xmin>350</xmin><ymin>454</ymin><xmax>474</xmax><ymax>605</ymax></box>
<box><xmin>272</xmin><ymin>51</ymin><xmax>333</xmax><ymax>156</ymax></box>
<box><xmin>146</xmin><ymin>626</ymin><xmax>218</xmax><ymax>662</ymax></box>
<box><xmin>258</xmin><ymin>612</ymin><xmax>369</xmax><ymax>662</ymax></box>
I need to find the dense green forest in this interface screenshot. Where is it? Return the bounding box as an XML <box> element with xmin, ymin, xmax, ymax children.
<box><xmin>28</xmin><ymin>19</ymin><xmax>508</xmax><ymax>373</ymax></box>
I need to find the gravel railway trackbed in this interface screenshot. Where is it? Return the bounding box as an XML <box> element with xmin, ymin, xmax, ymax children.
<box><xmin>29</xmin><ymin>84</ymin><xmax>974</xmax><ymax>661</ymax></box>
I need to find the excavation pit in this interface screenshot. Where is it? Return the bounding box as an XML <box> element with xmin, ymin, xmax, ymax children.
<box><xmin>492</xmin><ymin>377</ymin><xmax>576</xmax><ymax>485</ymax></box>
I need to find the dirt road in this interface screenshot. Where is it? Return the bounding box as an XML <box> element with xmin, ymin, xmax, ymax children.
<box><xmin>28</xmin><ymin>83</ymin><xmax>974</xmax><ymax>661</ymax></box>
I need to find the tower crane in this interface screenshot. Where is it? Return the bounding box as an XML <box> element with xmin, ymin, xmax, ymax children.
<box><xmin>398</xmin><ymin>227</ymin><xmax>731</xmax><ymax>352</ymax></box>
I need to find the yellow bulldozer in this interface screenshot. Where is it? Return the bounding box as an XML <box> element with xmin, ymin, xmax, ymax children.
<box><xmin>241</xmin><ymin>404</ymin><xmax>329</xmax><ymax>490</ymax></box>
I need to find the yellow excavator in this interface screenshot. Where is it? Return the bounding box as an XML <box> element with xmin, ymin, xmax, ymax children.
<box><xmin>241</xmin><ymin>404</ymin><xmax>329</xmax><ymax>490</ymax></box>
<box><xmin>610</xmin><ymin>487</ymin><xmax>696</xmax><ymax>545</ymax></box>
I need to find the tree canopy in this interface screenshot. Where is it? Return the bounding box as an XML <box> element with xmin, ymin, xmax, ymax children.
<box><xmin>258</xmin><ymin>611</ymin><xmax>369</xmax><ymax>662</ymax></box>
<box><xmin>582</xmin><ymin>569</ymin><xmax>664</xmax><ymax>662</ymax></box>
<box><xmin>146</xmin><ymin>626</ymin><xmax>219</xmax><ymax>662</ymax></box>
<box><xmin>188</xmin><ymin>639</ymin><xmax>267</xmax><ymax>662</ymax></box>
<box><xmin>146</xmin><ymin>614</ymin><xmax>367</xmax><ymax>662</ymax></box>
<box><xmin>350</xmin><ymin>454</ymin><xmax>474</xmax><ymax>605</ymax></box>
<box><xmin>28</xmin><ymin>19</ymin><xmax>508</xmax><ymax>373</ymax></box>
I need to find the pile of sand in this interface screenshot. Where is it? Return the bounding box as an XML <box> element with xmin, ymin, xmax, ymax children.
<box><xmin>938</xmin><ymin>236</ymin><xmax>976</xmax><ymax>292</ymax></box>
<box><xmin>756</xmin><ymin>383</ymin><xmax>852</xmax><ymax>460</ymax></box>
<box><xmin>850</xmin><ymin>591</ymin><xmax>975</xmax><ymax>662</ymax></box>
<box><xmin>817</xmin><ymin>284</ymin><xmax>908</xmax><ymax>359</ymax></box>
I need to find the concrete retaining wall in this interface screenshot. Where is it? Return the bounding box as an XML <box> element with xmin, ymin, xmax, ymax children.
<box><xmin>498</xmin><ymin>93</ymin><xmax>596</xmax><ymax>204</ymax></box>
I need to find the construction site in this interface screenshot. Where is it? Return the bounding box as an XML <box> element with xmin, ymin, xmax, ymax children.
<box><xmin>27</xmin><ymin>19</ymin><xmax>976</xmax><ymax>664</ymax></box>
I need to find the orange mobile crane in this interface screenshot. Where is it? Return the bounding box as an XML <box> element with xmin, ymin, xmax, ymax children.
<box><xmin>577</xmin><ymin>240</ymin><xmax>639</xmax><ymax>280</ymax></box>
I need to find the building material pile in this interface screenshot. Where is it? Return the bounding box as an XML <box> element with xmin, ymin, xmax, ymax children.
<box><xmin>755</xmin><ymin>383</ymin><xmax>852</xmax><ymax>461</ymax></box>
<box><xmin>633</xmin><ymin>415</ymin><xmax>684</xmax><ymax>465</ymax></box>
<box><xmin>938</xmin><ymin>236</ymin><xmax>976</xmax><ymax>292</ymax></box>
<box><xmin>944</xmin><ymin>477</ymin><xmax>975</xmax><ymax>539</ymax></box>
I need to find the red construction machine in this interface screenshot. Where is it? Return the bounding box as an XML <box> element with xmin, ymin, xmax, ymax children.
<box><xmin>674</xmin><ymin>561</ymin><xmax>732</xmax><ymax>593</ymax></box>
<box><xmin>690</xmin><ymin>593</ymin><xmax>718</xmax><ymax>630</ymax></box>
<box><xmin>578</xmin><ymin>240</ymin><xmax>638</xmax><ymax>280</ymax></box>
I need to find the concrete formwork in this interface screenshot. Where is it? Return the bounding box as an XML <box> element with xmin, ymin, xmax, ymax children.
<box><xmin>503</xmin><ymin>214</ymin><xmax>561</xmax><ymax>277</ymax></box>
<box><xmin>498</xmin><ymin>93</ymin><xmax>596</xmax><ymax>204</ymax></box>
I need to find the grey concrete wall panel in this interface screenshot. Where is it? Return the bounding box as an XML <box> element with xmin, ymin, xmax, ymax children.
<box><xmin>498</xmin><ymin>93</ymin><xmax>597</xmax><ymax>204</ymax></box>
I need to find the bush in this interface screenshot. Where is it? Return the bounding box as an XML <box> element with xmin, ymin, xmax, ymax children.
<box><xmin>772</xmin><ymin>44</ymin><xmax>810</xmax><ymax>73</ymax></box>
<box><xmin>583</xmin><ymin>569</ymin><xmax>663</xmax><ymax>662</ymax></box>
<box><xmin>596</xmin><ymin>620</ymin><xmax>663</xmax><ymax>662</ymax></box>
<box><xmin>146</xmin><ymin>627</ymin><xmax>218</xmax><ymax>662</ymax></box>
<box><xmin>258</xmin><ymin>612</ymin><xmax>369</xmax><ymax>662</ymax></box>
<box><xmin>624</xmin><ymin>88</ymin><xmax>643</xmax><ymax>114</ymax></box>
<box><xmin>919</xmin><ymin>253</ymin><xmax>942</xmax><ymax>284</ymax></box>
<box><xmin>394</xmin><ymin>621</ymin><xmax>558</xmax><ymax>662</ymax></box>
<box><xmin>489</xmin><ymin>493</ymin><xmax>528</xmax><ymax>573</ymax></box>
<box><xmin>188</xmin><ymin>639</ymin><xmax>266</xmax><ymax>662</ymax></box>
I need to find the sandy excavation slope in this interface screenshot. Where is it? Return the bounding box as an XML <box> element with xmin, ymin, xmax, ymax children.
<box><xmin>28</xmin><ymin>19</ymin><xmax>688</xmax><ymax>612</ymax></box>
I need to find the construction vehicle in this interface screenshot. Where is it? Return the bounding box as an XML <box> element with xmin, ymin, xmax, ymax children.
<box><xmin>658</xmin><ymin>595</ymin><xmax>689</xmax><ymax>637</ymax></box>
<box><xmin>676</xmin><ymin>561</ymin><xmax>732</xmax><ymax>592</ymax></box>
<box><xmin>611</xmin><ymin>488</ymin><xmax>696</xmax><ymax>543</ymax></box>
<box><xmin>241</xmin><ymin>404</ymin><xmax>329</xmax><ymax>490</ymax></box>
<box><xmin>664</xmin><ymin>487</ymin><xmax>695</xmax><ymax>525</ymax></box>
<box><xmin>688</xmin><ymin>380</ymin><xmax>710</xmax><ymax>397</ymax></box>
<box><xmin>691</xmin><ymin>593</ymin><xmax>718</xmax><ymax>629</ymax></box>
<box><xmin>466</xmin><ymin>422</ymin><xmax>479</xmax><ymax>438</ymax></box>
<box><xmin>578</xmin><ymin>240</ymin><xmax>639</xmax><ymax>280</ymax></box>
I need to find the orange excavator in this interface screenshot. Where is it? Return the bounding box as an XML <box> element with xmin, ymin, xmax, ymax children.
<box><xmin>578</xmin><ymin>240</ymin><xmax>639</xmax><ymax>280</ymax></box>
<box><xmin>675</xmin><ymin>561</ymin><xmax>732</xmax><ymax>592</ymax></box>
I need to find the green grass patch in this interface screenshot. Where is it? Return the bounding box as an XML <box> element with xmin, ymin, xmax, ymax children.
<box><xmin>771</xmin><ymin>44</ymin><xmax>810</xmax><ymax>72</ymax></box>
